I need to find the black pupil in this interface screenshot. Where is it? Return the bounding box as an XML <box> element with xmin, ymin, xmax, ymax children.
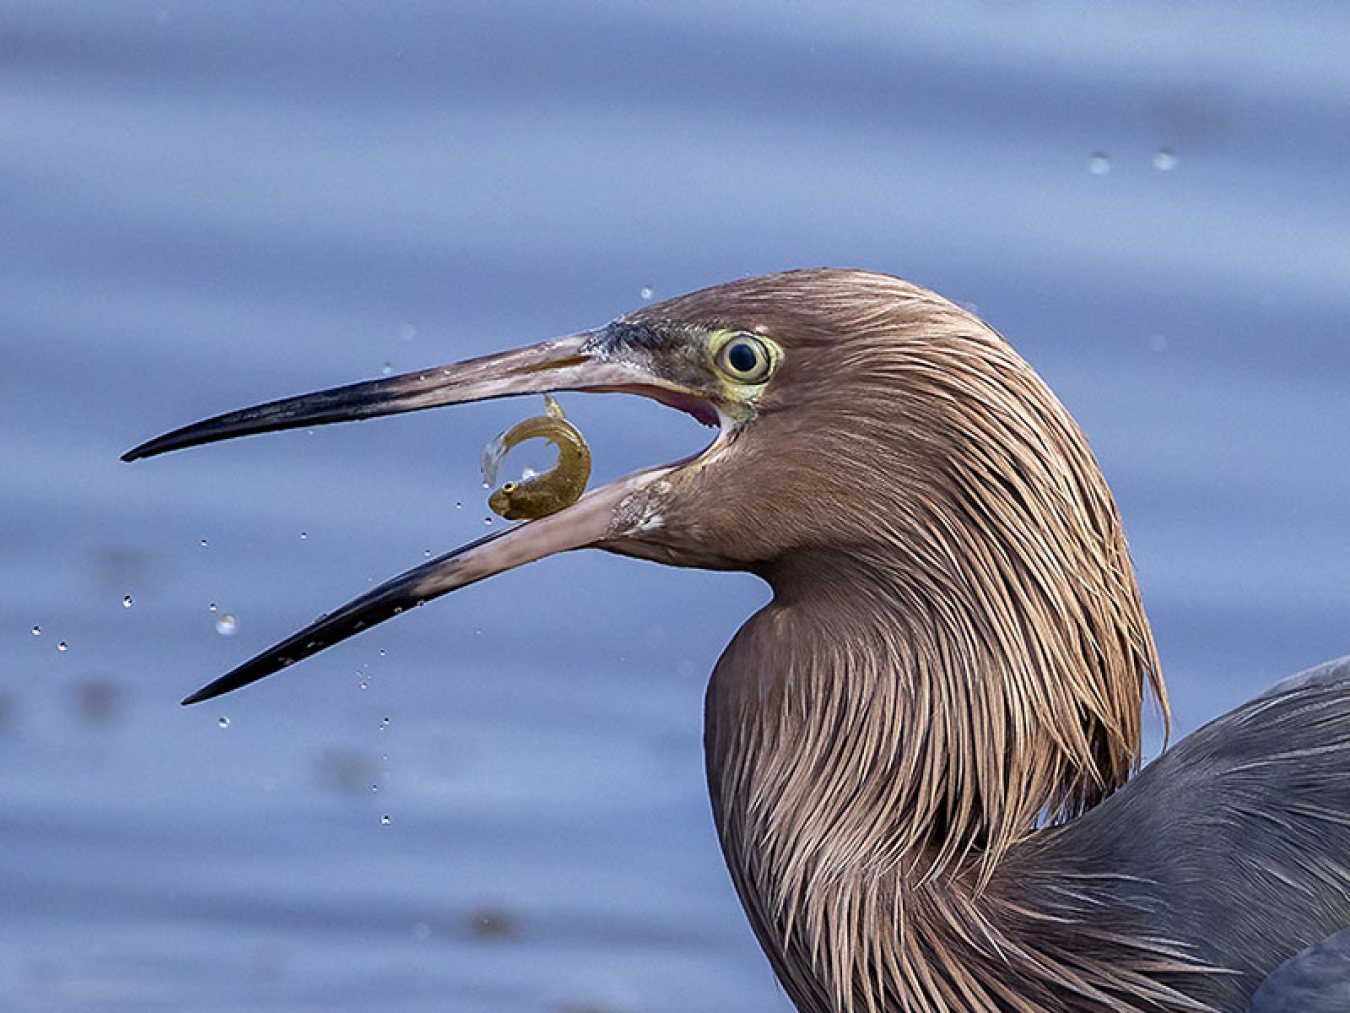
<box><xmin>727</xmin><ymin>340</ymin><xmax>759</xmax><ymax>375</ymax></box>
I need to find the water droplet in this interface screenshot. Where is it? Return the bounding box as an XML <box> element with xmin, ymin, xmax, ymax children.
<box><xmin>381</xmin><ymin>361</ymin><xmax>393</xmax><ymax>376</ymax></box>
<box><xmin>483</xmin><ymin>516</ymin><xmax>493</xmax><ymax>526</ymax></box>
<box><xmin>371</xmin><ymin>783</ymin><xmax>379</xmax><ymax>792</ymax></box>
<box><xmin>399</xmin><ymin>323</ymin><xmax>418</xmax><ymax>341</ymax></box>
<box><xmin>122</xmin><ymin>595</ymin><xmax>134</xmax><ymax>609</ymax></box>
<box><xmin>423</xmin><ymin>548</ymin><xmax>432</xmax><ymax>558</ymax></box>
<box><xmin>454</xmin><ymin>501</ymin><xmax>463</xmax><ymax>510</ymax></box>
<box><xmin>380</xmin><ymin>716</ymin><xmax>390</xmax><ymax>729</ymax></box>
<box><xmin>199</xmin><ymin>538</ymin><xmax>209</xmax><ymax>548</ymax></box>
<box><xmin>31</xmin><ymin>625</ymin><xmax>40</xmax><ymax>637</ymax></box>
<box><xmin>1152</xmin><ymin>148</ymin><xmax>1178</xmax><ymax>171</ymax></box>
<box><xmin>57</xmin><ymin>641</ymin><xmax>69</xmax><ymax>653</ymax></box>
<box><xmin>299</xmin><ymin>531</ymin><xmax>308</xmax><ymax>540</ymax></box>
<box><xmin>215</xmin><ymin>613</ymin><xmax>238</xmax><ymax>636</ymax></box>
<box><xmin>359</xmin><ymin>679</ymin><xmax>368</xmax><ymax>690</ymax></box>
<box><xmin>218</xmin><ymin>716</ymin><xmax>230</xmax><ymax>729</ymax></box>
<box><xmin>208</xmin><ymin>602</ymin><xmax>217</xmax><ymax>612</ymax></box>
<box><xmin>378</xmin><ymin>649</ymin><xmax>387</xmax><ymax>658</ymax></box>
<box><xmin>380</xmin><ymin>814</ymin><xmax>391</xmax><ymax>826</ymax></box>
<box><xmin>1088</xmin><ymin>152</ymin><xmax>1111</xmax><ymax>176</ymax></box>
<box><xmin>639</xmin><ymin>286</ymin><xmax>654</xmax><ymax>301</ymax></box>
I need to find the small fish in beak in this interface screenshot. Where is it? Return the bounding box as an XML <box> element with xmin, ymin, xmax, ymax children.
<box><xmin>481</xmin><ymin>395</ymin><xmax>592</xmax><ymax>521</ymax></box>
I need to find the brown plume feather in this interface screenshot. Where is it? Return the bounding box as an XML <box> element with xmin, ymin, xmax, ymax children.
<box><xmin>674</xmin><ymin>271</ymin><xmax>1192</xmax><ymax>1011</ymax></box>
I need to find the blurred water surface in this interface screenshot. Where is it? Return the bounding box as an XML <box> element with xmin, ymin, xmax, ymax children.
<box><xmin>3</xmin><ymin>2</ymin><xmax>1349</xmax><ymax>1010</ymax></box>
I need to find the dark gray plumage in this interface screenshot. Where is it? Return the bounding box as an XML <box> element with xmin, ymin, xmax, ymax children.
<box><xmin>1249</xmin><ymin>926</ymin><xmax>1350</xmax><ymax>1011</ymax></box>
<box><xmin>1008</xmin><ymin>655</ymin><xmax>1350</xmax><ymax>1011</ymax></box>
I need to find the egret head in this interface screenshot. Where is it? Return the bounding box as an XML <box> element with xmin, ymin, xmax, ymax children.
<box><xmin>125</xmin><ymin>268</ymin><xmax>1165</xmax><ymax>826</ymax></box>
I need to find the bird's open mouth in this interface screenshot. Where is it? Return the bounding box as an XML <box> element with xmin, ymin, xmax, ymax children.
<box><xmin>601</xmin><ymin>384</ymin><xmax>721</xmax><ymax>428</ymax></box>
<box><xmin>123</xmin><ymin>326</ymin><xmax>729</xmax><ymax>704</ymax></box>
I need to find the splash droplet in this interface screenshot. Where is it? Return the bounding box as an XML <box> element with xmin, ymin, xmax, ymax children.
<box><xmin>380</xmin><ymin>716</ymin><xmax>390</xmax><ymax>729</ymax></box>
<box><xmin>218</xmin><ymin>716</ymin><xmax>230</xmax><ymax>729</ymax></box>
<box><xmin>122</xmin><ymin>595</ymin><xmax>134</xmax><ymax>609</ymax></box>
<box><xmin>57</xmin><ymin>641</ymin><xmax>69</xmax><ymax>653</ymax></box>
<box><xmin>640</xmin><ymin>286</ymin><xmax>654</xmax><ymax>301</ymax></box>
<box><xmin>378</xmin><ymin>649</ymin><xmax>387</xmax><ymax>658</ymax></box>
<box><xmin>299</xmin><ymin>531</ymin><xmax>308</xmax><ymax>540</ymax></box>
<box><xmin>1152</xmin><ymin>148</ymin><xmax>1178</xmax><ymax>171</ymax></box>
<box><xmin>1088</xmin><ymin>152</ymin><xmax>1111</xmax><ymax>176</ymax></box>
<box><xmin>199</xmin><ymin>538</ymin><xmax>209</xmax><ymax>548</ymax></box>
<box><xmin>208</xmin><ymin>602</ymin><xmax>217</xmax><ymax>612</ymax></box>
<box><xmin>380</xmin><ymin>814</ymin><xmax>391</xmax><ymax>826</ymax></box>
<box><xmin>381</xmin><ymin>361</ymin><xmax>393</xmax><ymax>376</ymax></box>
<box><xmin>359</xmin><ymin>679</ymin><xmax>368</xmax><ymax>690</ymax></box>
<box><xmin>483</xmin><ymin>516</ymin><xmax>493</xmax><ymax>526</ymax></box>
<box><xmin>215</xmin><ymin>613</ymin><xmax>238</xmax><ymax>636</ymax></box>
<box><xmin>454</xmin><ymin>501</ymin><xmax>463</xmax><ymax>510</ymax></box>
<box><xmin>31</xmin><ymin>625</ymin><xmax>40</xmax><ymax>637</ymax></box>
<box><xmin>371</xmin><ymin>783</ymin><xmax>379</xmax><ymax>792</ymax></box>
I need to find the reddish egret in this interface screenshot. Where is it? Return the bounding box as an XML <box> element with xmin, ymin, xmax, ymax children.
<box><xmin>125</xmin><ymin>270</ymin><xmax>1350</xmax><ymax>1011</ymax></box>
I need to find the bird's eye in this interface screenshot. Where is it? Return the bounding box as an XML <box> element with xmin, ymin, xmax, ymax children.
<box><xmin>714</xmin><ymin>333</ymin><xmax>775</xmax><ymax>384</ymax></box>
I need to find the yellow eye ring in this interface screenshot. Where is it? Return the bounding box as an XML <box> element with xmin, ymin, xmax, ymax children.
<box><xmin>713</xmin><ymin>332</ymin><xmax>776</xmax><ymax>385</ymax></box>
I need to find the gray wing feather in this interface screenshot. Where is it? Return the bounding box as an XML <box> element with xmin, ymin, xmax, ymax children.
<box><xmin>1255</xmin><ymin>654</ymin><xmax>1350</xmax><ymax>700</ymax></box>
<box><xmin>1243</xmin><ymin>661</ymin><xmax>1350</xmax><ymax>1010</ymax></box>
<box><xmin>1021</xmin><ymin>654</ymin><xmax>1350</xmax><ymax>1011</ymax></box>
<box><xmin>1248</xmin><ymin>927</ymin><xmax>1350</xmax><ymax>1012</ymax></box>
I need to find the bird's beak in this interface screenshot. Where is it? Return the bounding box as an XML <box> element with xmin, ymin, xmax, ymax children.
<box><xmin>122</xmin><ymin>330</ymin><xmax>708</xmax><ymax>705</ymax></box>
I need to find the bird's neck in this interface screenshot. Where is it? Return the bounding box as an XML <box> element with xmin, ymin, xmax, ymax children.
<box><xmin>704</xmin><ymin>559</ymin><xmax>1157</xmax><ymax>1011</ymax></box>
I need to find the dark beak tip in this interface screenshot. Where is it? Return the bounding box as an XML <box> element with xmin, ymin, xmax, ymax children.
<box><xmin>122</xmin><ymin>433</ymin><xmax>182</xmax><ymax>462</ymax></box>
<box><xmin>122</xmin><ymin>435</ymin><xmax>169</xmax><ymax>462</ymax></box>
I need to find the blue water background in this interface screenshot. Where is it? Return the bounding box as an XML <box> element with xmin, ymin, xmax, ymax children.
<box><xmin>3</xmin><ymin>2</ymin><xmax>1348</xmax><ymax>1010</ymax></box>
